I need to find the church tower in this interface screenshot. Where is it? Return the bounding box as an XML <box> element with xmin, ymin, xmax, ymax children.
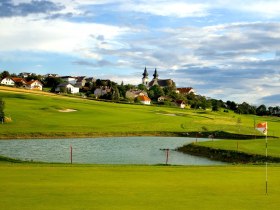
<box><xmin>153</xmin><ymin>68</ymin><xmax>158</xmax><ymax>79</ymax></box>
<box><xmin>142</xmin><ymin>67</ymin><xmax>149</xmax><ymax>86</ymax></box>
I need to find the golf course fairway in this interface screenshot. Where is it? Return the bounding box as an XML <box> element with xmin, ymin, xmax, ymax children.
<box><xmin>1</xmin><ymin>163</ymin><xmax>280</xmax><ymax>210</ymax></box>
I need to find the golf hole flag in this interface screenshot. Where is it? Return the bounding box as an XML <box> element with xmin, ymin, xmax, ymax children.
<box><xmin>256</xmin><ymin>122</ymin><xmax>268</xmax><ymax>135</ymax></box>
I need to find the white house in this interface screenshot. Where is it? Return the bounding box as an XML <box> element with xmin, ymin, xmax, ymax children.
<box><xmin>26</xmin><ymin>80</ymin><xmax>43</xmax><ymax>90</ymax></box>
<box><xmin>56</xmin><ymin>83</ymin><xmax>79</xmax><ymax>94</ymax></box>
<box><xmin>0</xmin><ymin>77</ymin><xmax>15</xmax><ymax>86</ymax></box>
<box><xmin>176</xmin><ymin>100</ymin><xmax>186</xmax><ymax>109</ymax></box>
<box><xmin>60</xmin><ymin>76</ymin><xmax>77</xmax><ymax>85</ymax></box>
<box><xmin>138</xmin><ymin>95</ymin><xmax>151</xmax><ymax>105</ymax></box>
<box><xmin>158</xmin><ymin>96</ymin><xmax>170</xmax><ymax>102</ymax></box>
<box><xmin>125</xmin><ymin>90</ymin><xmax>148</xmax><ymax>99</ymax></box>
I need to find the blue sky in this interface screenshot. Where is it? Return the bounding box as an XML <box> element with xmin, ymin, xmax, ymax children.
<box><xmin>0</xmin><ymin>0</ymin><xmax>280</xmax><ymax>106</ymax></box>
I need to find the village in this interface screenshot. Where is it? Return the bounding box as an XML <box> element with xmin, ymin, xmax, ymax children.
<box><xmin>0</xmin><ymin>68</ymin><xmax>279</xmax><ymax>116</ymax></box>
<box><xmin>0</xmin><ymin>67</ymin><xmax>195</xmax><ymax>108</ymax></box>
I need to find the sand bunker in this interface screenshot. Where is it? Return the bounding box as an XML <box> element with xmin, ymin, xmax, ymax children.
<box><xmin>58</xmin><ymin>109</ymin><xmax>77</xmax><ymax>112</ymax></box>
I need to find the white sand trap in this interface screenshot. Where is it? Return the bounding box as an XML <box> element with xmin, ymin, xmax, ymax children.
<box><xmin>58</xmin><ymin>109</ymin><xmax>77</xmax><ymax>112</ymax></box>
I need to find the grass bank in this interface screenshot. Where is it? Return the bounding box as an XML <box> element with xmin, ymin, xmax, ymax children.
<box><xmin>1</xmin><ymin>87</ymin><xmax>279</xmax><ymax>139</ymax></box>
<box><xmin>1</xmin><ymin>163</ymin><xmax>280</xmax><ymax>210</ymax></box>
<box><xmin>177</xmin><ymin>139</ymin><xmax>280</xmax><ymax>163</ymax></box>
<box><xmin>177</xmin><ymin>143</ymin><xmax>280</xmax><ymax>163</ymax></box>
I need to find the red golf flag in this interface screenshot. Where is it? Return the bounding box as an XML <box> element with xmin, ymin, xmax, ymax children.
<box><xmin>256</xmin><ymin>122</ymin><xmax>267</xmax><ymax>135</ymax></box>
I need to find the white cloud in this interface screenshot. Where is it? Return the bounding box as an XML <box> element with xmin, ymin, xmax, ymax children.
<box><xmin>122</xmin><ymin>1</ymin><xmax>209</xmax><ymax>18</ymax></box>
<box><xmin>0</xmin><ymin>17</ymin><xmax>126</xmax><ymax>57</ymax></box>
<box><xmin>220</xmin><ymin>0</ymin><xmax>280</xmax><ymax>18</ymax></box>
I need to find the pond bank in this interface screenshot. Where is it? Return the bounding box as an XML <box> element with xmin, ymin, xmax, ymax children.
<box><xmin>177</xmin><ymin>143</ymin><xmax>280</xmax><ymax>163</ymax></box>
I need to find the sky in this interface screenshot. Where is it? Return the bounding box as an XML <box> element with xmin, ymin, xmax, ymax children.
<box><xmin>0</xmin><ymin>0</ymin><xmax>279</xmax><ymax>106</ymax></box>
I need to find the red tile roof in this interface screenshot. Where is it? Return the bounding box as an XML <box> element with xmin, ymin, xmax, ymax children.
<box><xmin>26</xmin><ymin>80</ymin><xmax>42</xmax><ymax>85</ymax></box>
<box><xmin>11</xmin><ymin>77</ymin><xmax>26</xmax><ymax>83</ymax></box>
<box><xmin>138</xmin><ymin>95</ymin><xmax>151</xmax><ymax>101</ymax></box>
<box><xmin>177</xmin><ymin>87</ymin><xmax>193</xmax><ymax>94</ymax></box>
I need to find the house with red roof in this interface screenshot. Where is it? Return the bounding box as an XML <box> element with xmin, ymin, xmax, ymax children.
<box><xmin>26</xmin><ymin>80</ymin><xmax>43</xmax><ymax>91</ymax></box>
<box><xmin>1</xmin><ymin>77</ymin><xmax>28</xmax><ymax>87</ymax></box>
<box><xmin>176</xmin><ymin>87</ymin><xmax>194</xmax><ymax>95</ymax></box>
<box><xmin>138</xmin><ymin>95</ymin><xmax>151</xmax><ymax>105</ymax></box>
<box><xmin>11</xmin><ymin>77</ymin><xmax>27</xmax><ymax>87</ymax></box>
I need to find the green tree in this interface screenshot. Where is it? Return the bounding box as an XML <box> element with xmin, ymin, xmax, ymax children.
<box><xmin>112</xmin><ymin>86</ymin><xmax>120</xmax><ymax>101</ymax></box>
<box><xmin>117</xmin><ymin>82</ymin><xmax>126</xmax><ymax>98</ymax></box>
<box><xmin>26</xmin><ymin>73</ymin><xmax>42</xmax><ymax>82</ymax></box>
<box><xmin>211</xmin><ymin>99</ymin><xmax>221</xmax><ymax>111</ymax></box>
<box><xmin>44</xmin><ymin>77</ymin><xmax>63</xmax><ymax>92</ymax></box>
<box><xmin>0</xmin><ymin>70</ymin><xmax>10</xmax><ymax>79</ymax></box>
<box><xmin>96</xmin><ymin>79</ymin><xmax>102</xmax><ymax>87</ymax></box>
<box><xmin>237</xmin><ymin>102</ymin><xmax>256</xmax><ymax>114</ymax></box>
<box><xmin>199</xmin><ymin>96</ymin><xmax>211</xmax><ymax>110</ymax></box>
<box><xmin>148</xmin><ymin>85</ymin><xmax>164</xmax><ymax>100</ymax></box>
<box><xmin>256</xmin><ymin>104</ymin><xmax>267</xmax><ymax>116</ymax></box>
<box><xmin>137</xmin><ymin>84</ymin><xmax>147</xmax><ymax>91</ymax></box>
<box><xmin>0</xmin><ymin>98</ymin><xmax>4</xmax><ymax>123</ymax></box>
<box><xmin>226</xmin><ymin>100</ymin><xmax>237</xmax><ymax>111</ymax></box>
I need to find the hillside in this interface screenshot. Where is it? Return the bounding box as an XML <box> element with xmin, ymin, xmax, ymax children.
<box><xmin>0</xmin><ymin>87</ymin><xmax>279</xmax><ymax>139</ymax></box>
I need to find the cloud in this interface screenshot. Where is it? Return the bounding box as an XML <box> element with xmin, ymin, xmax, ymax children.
<box><xmin>225</xmin><ymin>0</ymin><xmax>280</xmax><ymax>18</ymax></box>
<box><xmin>259</xmin><ymin>94</ymin><xmax>280</xmax><ymax>106</ymax></box>
<box><xmin>70</xmin><ymin>0</ymin><xmax>280</xmax><ymax>19</ymax></box>
<box><xmin>0</xmin><ymin>17</ymin><xmax>127</xmax><ymax>56</ymax></box>
<box><xmin>121</xmin><ymin>1</ymin><xmax>209</xmax><ymax>18</ymax></box>
<box><xmin>0</xmin><ymin>0</ymin><xmax>64</xmax><ymax>17</ymax></box>
<box><xmin>73</xmin><ymin>59</ymin><xmax>113</xmax><ymax>67</ymax></box>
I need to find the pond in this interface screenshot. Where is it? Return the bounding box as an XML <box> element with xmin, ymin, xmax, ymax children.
<box><xmin>0</xmin><ymin>137</ymin><xmax>226</xmax><ymax>165</ymax></box>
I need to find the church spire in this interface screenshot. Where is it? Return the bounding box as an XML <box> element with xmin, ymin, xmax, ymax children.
<box><xmin>142</xmin><ymin>67</ymin><xmax>149</xmax><ymax>86</ymax></box>
<box><xmin>153</xmin><ymin>68</ymin><xmax>158</xmax><ymax>79</ymax></box>
<box><xmin>142</xmin><ymin>66</ymin><xmax>148</xmax><ymax>78</ymax></box>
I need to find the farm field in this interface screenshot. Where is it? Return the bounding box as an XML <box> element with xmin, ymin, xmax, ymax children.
<box><xmin>1</xmin><ymin>163</ymin><xmax>280</xmax><ymax>210</ymax></box>
<box><xmin>1</xmin><ymin>87</ymin><xmax>279</xmax><ymax>139</ymax></box>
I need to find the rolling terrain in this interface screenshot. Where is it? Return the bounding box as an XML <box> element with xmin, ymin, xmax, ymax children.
<box><xmin>1</xmin><ymin>86</ymin><xmax>279</xmax><ymax>139</ymax></box>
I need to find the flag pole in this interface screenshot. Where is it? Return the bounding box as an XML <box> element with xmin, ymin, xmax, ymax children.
<box><xmin>265</xmin><ymin>123</ymin><xmax>268</xmax><ymax>195</ymax></box>
<box><xmin>256</xmin><ymin>121</ymin><xmax>268</xmax><ymax>195</ymax></box>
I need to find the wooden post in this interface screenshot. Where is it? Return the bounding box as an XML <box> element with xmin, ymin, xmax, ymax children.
<box><xmin>70</xmin><ymin>145</ymin><xmax>73</xmax><ymax>164</ymax></box>
<box><xmin>165</xmin><ymin>149</ymin><xmax>169</xmax><ymax>165</ymax></box>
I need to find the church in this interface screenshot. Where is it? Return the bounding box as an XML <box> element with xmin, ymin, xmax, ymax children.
<box><xmin>142</xmin><ymin>67</ymin><xmax>175</xmax><ymax>89</ymax></box>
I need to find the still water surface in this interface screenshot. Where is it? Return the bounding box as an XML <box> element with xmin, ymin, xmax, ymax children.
<box><xmin>0</xmin><ymin>137</ymin><xmax>225</xmax><ymax>165</ymax></box>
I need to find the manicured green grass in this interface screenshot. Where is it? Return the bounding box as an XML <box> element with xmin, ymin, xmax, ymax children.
<box><xmin>1</xmin><ymin>87</ymin><xmax>279</xmax><ymax>138</ymax></box>
<box><xmin>197</xmin><ymin>138</ymin><xmax>280</xmax><ymax>157</ymax></box>
<box><xmin>1</xmin><ymin>163</ymin><xmax>280</xmax><ymax>210</ymax></box>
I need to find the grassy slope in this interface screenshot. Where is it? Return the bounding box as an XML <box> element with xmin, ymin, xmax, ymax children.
<box><xmin>1</xmin><ymin>87</ymin><xmax>279</xmax><ymax>138</ymax></box>
<box><xmin>197</xmin><ymin>139</ymin><xmax>280</xmax><ymax>157</ymax></box>
<box><xmin>1</xmin><ymin>163</ymin><xmax>280</xmax><ymax>210</ymax></box>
